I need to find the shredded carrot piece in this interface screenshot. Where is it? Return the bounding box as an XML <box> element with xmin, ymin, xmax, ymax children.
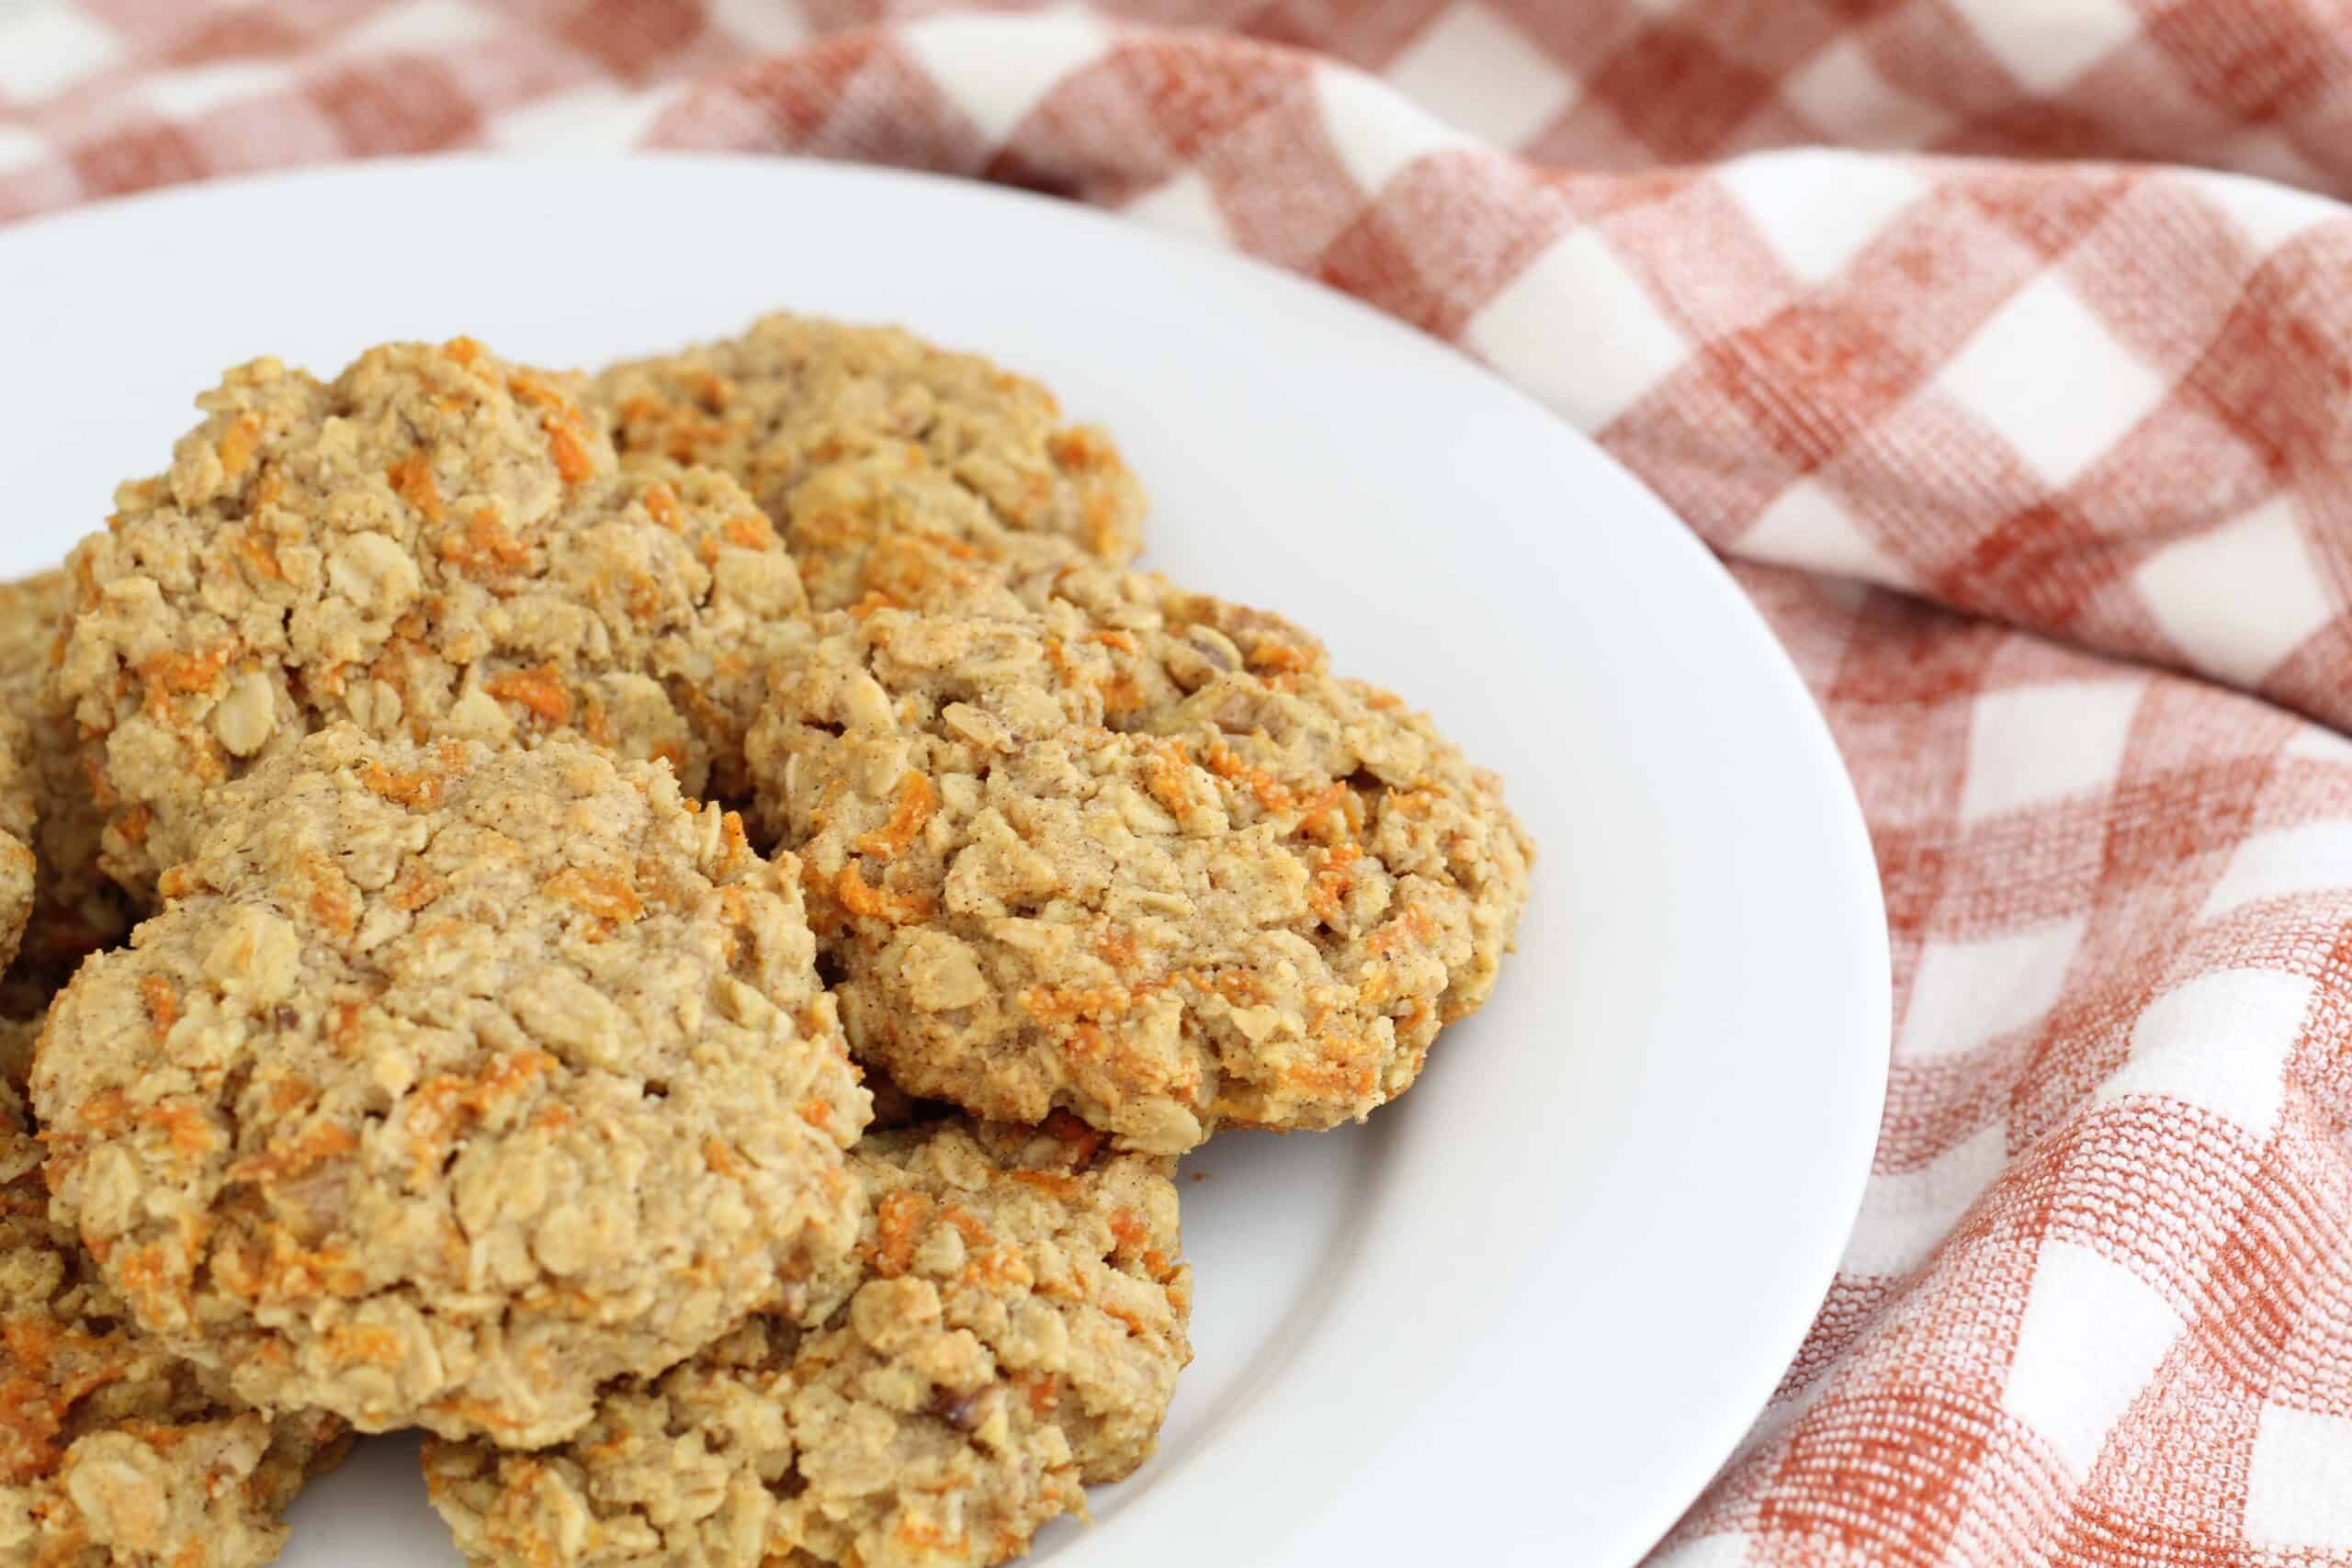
<box><xmin>232</xmin><ymin>525</ymin><xmax>283</xmax><ymax>581</ymax></box>
<box><xmin>873</xmin><ymin>1190</ymin><xmax>932</xmax><ymax>1278</ymax></box>
<box><xmin>305</xmin><ymin>861</ymin><xmax>359</xmax><ymax>939</ymax></box>
<box><xmin>77</xmin><ymin>1090</ymin><xmax>131</xmax><ymax>1135</ymax></box>
<box><xmin>548</xmin><ymin>422</ymin><xmax>595</xmax><ymax>485</ymax></box>
<box><xmin>323</xmin><ymin>1325</ymin><xmax>405</xmax><ymax>1368</ymax></box>
<box><xmin>439</xmin><ymin>507</ymin><xmax>533</xmax><ymax>577</ymax></box>
<box><xmin>1308</xmin><ymin>843</ymin><xmax>1363</xmax><ymax>924</ymax></box>
<box><xmin>1365</xmin><ymin>904</ymin><xmax>1437</xmax><ymax>958</ymax></box>
<box><xmin>641</xmin><ymin>481</ymin><xmax>682</xmax><ymax>529</ymax></box>
<box><xmin>363</xmin><ymin>760</ymin><xmax>444</xmax><ymax>809</ymax></box>
<box><xmin>1015</xmin><ymin>1371</ymin><xmax>1059</xmax><ymax>1417</ymax></box>
<box><xmin>854</xmin><ymin>773</ymin><xmax>937</xmax><ymax>860</ymax></box>
<box><xmin>216</xmin><ymin>414</ymin><xmax>262</xmax><ymax>479</ymax></box>
<box><xmin>1039</xmin><ymin>1111</ymin><xmax>1105</xmax><ymax>1167</ymax></box>
<box><xmin>835</xmin><ymin>863</ymin><xmax>934</xmax><ymax>924</ymax></box>
<box><xmin>137</xmin><ymin>645</ymin><xmax>232</xmax><ymax>698</ymax></box>
<box><xmin>388</xmin><ymin>453</ymin><xmax>444</xmax><ymax>522</ymax></box>
<box><xmin>401</xmin><ymin>1052</ymin><xmax>557</xmax><ymax>1190</ymax></box>
<box><xmin>723</xmin><ymin>513</ymin><xmax>776</xmax><ymax>550</ymax></box>
<box><xmin>227</xmin><ymin>1123</ymin><xmax>356</xmax><ymax>1187</ymax></box>
<box><xmin>486</xmin><ymin>667</ymin><xmax>573</xmax><ymax>725</ymax></box>
<box><xmin>1018</xmin><ymin>986</ymin><xmax>1132</xmax><ymax>1023</ymax></box>
<box><xmin>1108</xmin><ymin>1208</ymin><xmax>1150</xmax><ymax>1256</ymax></box>
<box><xmin>1203</xmin><ymin>741</ymin><xmax>1295</xmax><ymax>815</ymax></box>
<box><xmin>1248</xmin><ymin>642</ymin><xmax>1317</xmax><ymax>675</ymax></box>
<box><xmin>137</xmin><ymin>976</ymin><xmax>178</xmax><ymax>1042</ymax></box>
<box><xmin>543</xmin><ymin>867</ymin><xmax>641</xmax><ymax>922</ymax></box>
<box><xmin>138</xmin><ymin>1103</ymin><xmax>217</xmax><ymax>1158</ymax></box>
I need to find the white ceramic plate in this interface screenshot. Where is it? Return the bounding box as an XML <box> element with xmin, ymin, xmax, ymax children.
<box><xmin>0</xmin><ymin>156</ymin><xmax>1888</xmax><ymax>1567</ymax></box>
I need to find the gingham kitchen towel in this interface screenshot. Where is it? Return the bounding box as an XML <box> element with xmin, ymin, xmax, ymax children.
<box><xmin>10</xmin><ymin>1</ymin><xmax>2352</xmax><ymax>1562</ymax></box>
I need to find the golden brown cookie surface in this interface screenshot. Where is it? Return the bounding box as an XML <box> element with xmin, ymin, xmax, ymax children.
<box><xmin>2</xmin><ymin>1030</ymin><xmax>350</xmax><ymax>1568</ymax></box>
<box><xmin>595</xmin><ymin>315</ymin><xmax>1143</xmax><ymax>613</ymax></box>
<box><xmin>55</xmin><ymin>341</ymin><xmax>807</xmax><ymax>898</ymax></box>
<box><xmin>33</xmin><ymin>728</ymin><xmax>868</xmax><ymax>1447</ymax></box>
<box><xmin>423</xmin><ymin>1116</ymin><xmax>1190</xmax><ymax>1568</ymax></box>
<box><xmin>747</xmin><ymin>570</ymin><xmax>1534</xmax><ymax>1152</ymax></box>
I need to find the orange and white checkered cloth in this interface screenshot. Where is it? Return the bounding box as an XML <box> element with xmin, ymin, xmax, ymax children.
<box><xmin>10</xmin><ymin>2</ymin><xmax>2352</xmax><ymax>1562</ymax></box>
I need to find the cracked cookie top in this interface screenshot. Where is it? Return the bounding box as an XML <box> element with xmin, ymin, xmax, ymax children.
<box><xmin>33</xmin><ymin>728</ymin><xmax>868</xmax><ymax>1448</ymax></box>
<box><xmin>3</xmin><ymin>1029</ymin><xmax>351</xmax><ymax>1568</ymax></box>
<box><xmin>747</xmin><ymin>569</ymin><xmax>1533</xmax><ymax>1153</ymax></box>
<box><xmin>56</xmin><ymin>339</ymin><xmax>808</xmax><ymax>899</ymax></box>
<box><xmin>424</xmin><ymin>1115</ymin><xmax>1190</xmax><ymax>1568</ymax></box>
<box><xmin>595</xmin><ymin>315</ymin><xmax>1143</xmax><ymax>614</ymax></box>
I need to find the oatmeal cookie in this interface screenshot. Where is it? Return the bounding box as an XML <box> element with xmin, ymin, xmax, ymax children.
<box><xmin>0</xmin><ymin>572</ymin><xmax>134</xmax><ymax>990</ymax></box>
<box><xmin>595</xmin><ymin>315</ymin><xmax>1144</xmax><ymax>612</ymax></box>
<box><xmin>422</xmin><ymin>1116</ymin><xmax>1190</xmax><ymax>1568</ymax></box>
<box><xmin>746</xmin><ymin>570</ymin><xmax>1534</xmax><ymax>1153</ymax></box>
<box><xmin>32</xmin><ymin>728</ymin><xmax>869</xmax><ymax>1447</ymax></box>
<box><xmin>55</xmin><ymin>339</ymin><xmax>809</xmax><ymax>899</ymax></box>
<box><xmin>3</xmin><ymin>1036</ymin><xmax>351</xmax><ymax>1568</ymax></box>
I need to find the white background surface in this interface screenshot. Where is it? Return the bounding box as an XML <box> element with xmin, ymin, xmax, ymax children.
<box><xmin>0</xmin><ymin>156</ymin><xmax>1891</xmax><ymax>1567</ymax></box>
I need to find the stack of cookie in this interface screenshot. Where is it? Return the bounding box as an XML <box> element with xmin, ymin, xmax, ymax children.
<box><xmin>1</xmin><ymin>318</ymin><xmax>1532</xmax><ymax>1568</ymax></box>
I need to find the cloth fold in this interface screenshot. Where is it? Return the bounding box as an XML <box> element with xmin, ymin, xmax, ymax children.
<box><xmin>8</xmin><ymin>2</ymin><xmax>2352</xmax><ymax>1562</ymax></box>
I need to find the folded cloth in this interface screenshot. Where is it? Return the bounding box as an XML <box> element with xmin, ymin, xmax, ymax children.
<box><xmin>8</xmin><ymin>2</ymin><xmax>2352</xmax><ymax>1561</ymax></box>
